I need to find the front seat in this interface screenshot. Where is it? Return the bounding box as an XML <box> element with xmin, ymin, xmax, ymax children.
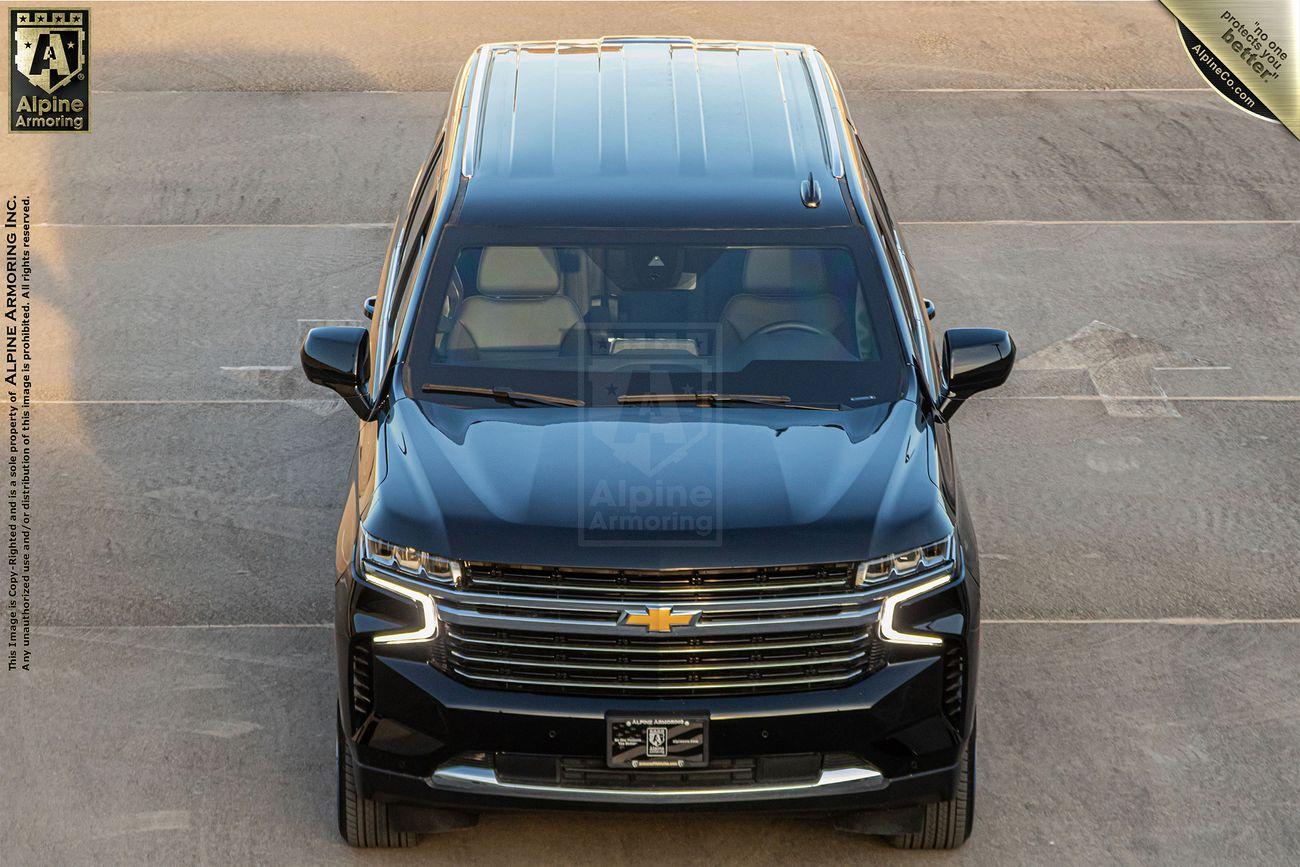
<box><xmin>718</xmin><ymin>249</ymin><xmax>849</xmax><ymax>358</ymax></box>
<box><xmin>443</xmin><ymin>247</ymin><xmax>581</xmax><ymax>362</ymax></box>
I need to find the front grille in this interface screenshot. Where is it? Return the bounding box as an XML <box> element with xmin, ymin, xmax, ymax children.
<box><xmin>441</xmin><ymin>622</ymin><xmax>882</xmax><ymax>696</ymax></box>
<box><xmin>461</xmin><ymin>561</ymin><xmax>858</xmax><ymax>602</ymax></box>
<box><xmin>560</xmin><ymin>758</ymin><xmax>755</xmax><ymax>788</ymax></box>
<box><xmin>388</xmin><ymin>558</ymin><xmax>957</xmax><ymax>698</ymax></box>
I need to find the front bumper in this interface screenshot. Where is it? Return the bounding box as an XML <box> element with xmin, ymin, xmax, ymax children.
<box><xmin>343</xmin><ymin>646</ymin><xmax>973</xmax><ymax>814</ymax></box>
<box><xmin>337</xmin><ymin>557</ymin><xmax>978</xmax><ymax>815</ymax></box>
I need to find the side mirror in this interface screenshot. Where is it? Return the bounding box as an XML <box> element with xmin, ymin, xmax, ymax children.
<box><xmin>939</xmin><ymin>328</ymin><xmax>1015</xmax><ymax>418</ymax></box>
<box><xmin>923</xmin><ymin>298</ymin><xmax>936</xmax><ymax>321</ymax></box>
<box><xmin>301</xmin><ymin>326</ymin><xmax>372</xmax><ymax>418</ymax></box>
<box><xmin>362</xmin><ymin>295</ymin><xmax>377</xmax><ymax>320</ymax></box>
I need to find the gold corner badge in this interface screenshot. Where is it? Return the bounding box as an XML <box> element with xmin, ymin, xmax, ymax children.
<box><xmin>1162</xmin><ymin>0</ymin><xmax>1297</xmax><ymax>137</ymax></box>
<box><xmin>622</xmin><ymin>606</ymin><xmax>699</xmax><ymax>633</ymax></box>
<box><xmin>9</xmin><ymin>8</ymin><xmax>90</xmax><ymax>133</ymax></box>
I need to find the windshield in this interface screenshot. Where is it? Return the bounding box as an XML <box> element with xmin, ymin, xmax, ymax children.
<box><xmin>405</xmin><ymin>239</ymin><xmax>906</xmax><ymax>408</ymax></box>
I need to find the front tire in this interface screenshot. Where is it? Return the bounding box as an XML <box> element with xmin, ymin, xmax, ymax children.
<box><xmin>889</xmin><ymin>734</ymin><xmax>975</xmax><ymax>849</ymax></box>
<box><xmin>337</xmin><ymin>715</ymin><xmax>417</xmax><ymax>848</ymax></box>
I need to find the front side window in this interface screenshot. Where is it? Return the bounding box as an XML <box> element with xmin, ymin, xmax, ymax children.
<box><xmin>405</xmin><ymin>239</ymin><xmax>907</xmax><ymax>408</ymax></box>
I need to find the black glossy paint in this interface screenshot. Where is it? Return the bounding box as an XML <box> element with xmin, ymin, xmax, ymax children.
<box><xmin>302</xmin><ymin>37</ymin><xmax>1014</xmax><ymax>824</ymax></box>
<box><xmin>939</xmin><ymin>328</ymin><xmax>1016</xmax><ymax>419</ymax></box>
<box><xmin>370</xmin><ymin>395</ymin><xmax>950</xmax><ymax>569</ymax></box>
<box><xmin>300</xmin><ymin>325</ymin><xmax>370</xmax><ymax>418</ymax></box>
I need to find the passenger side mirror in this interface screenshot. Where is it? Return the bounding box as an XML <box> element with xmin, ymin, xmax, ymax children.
<box><xmin>362</xmin><ymin>295</ymin><xmax>377</xmax><ymax>320</ymax></box>
<box><xmin>301</xmin><ymin>326</ymin><xmax>372</xmax><ymax>418</ymax></box>
<box><xmin>939</xmin><ymin>328</ymin><xmax>1015</xmax><ymax>419</ymax></box>
<box><xmin>923</xmin><ymin>298</ymin><xmax>936</xmax><ymax>321</ymax></box>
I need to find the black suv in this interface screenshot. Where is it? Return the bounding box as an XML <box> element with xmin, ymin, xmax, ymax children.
<box><xmin>303</xmin><ymin>37</ymin><xmax>1014</xmax><ymax>850</ymax></box>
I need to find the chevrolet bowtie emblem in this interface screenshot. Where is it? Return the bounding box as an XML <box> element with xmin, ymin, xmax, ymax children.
<box><xmin>622</xmin><ymin>606</ymin><xmax>699</xmax><ymax>633</ymax></box>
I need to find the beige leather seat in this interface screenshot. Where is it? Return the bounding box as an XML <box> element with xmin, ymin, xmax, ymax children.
<box><xmin>444</xmin><ymin>247</ymin><xmax>580</xmax><ymax>361</ymax></box>
<box><xmin>718</xmin><ymin>249</ymin><xmax>847</xmax><ymax>351</ymax></box>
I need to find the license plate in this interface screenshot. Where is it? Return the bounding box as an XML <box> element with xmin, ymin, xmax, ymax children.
<box><xmin>607</xmin><ymin>713</ymin><xmax>708</xmax><ymax>769</ymax></box>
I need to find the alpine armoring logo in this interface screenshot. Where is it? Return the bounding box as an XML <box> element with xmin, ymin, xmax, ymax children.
<box><xmin>9</xmin><ymin>9</ymin><xmax>90</xmax><ymax>132</ymax></box>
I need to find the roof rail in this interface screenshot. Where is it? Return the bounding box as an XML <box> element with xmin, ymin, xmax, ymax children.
<box><xmin>801</xmin><ymin>48</ymin><xmax>845</xmax><ymax>180</ymax></box>
<box><xmin>600</xmin><ymin>34</ymin><xmax>695</xmax><ymax>45</ymax></box>
<box><xmin>460</xmin><ymin>47</ymin><xmax>493</xmax><ymax>178</ymax></box>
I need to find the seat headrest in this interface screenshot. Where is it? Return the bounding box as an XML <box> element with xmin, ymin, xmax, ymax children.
<box><xmin>742</xmin><ymin>249</ymin><xmax>828</xmax><ymax>296</ymax></box>
<box><xmin>478</xmin><ymin>247</ymin><xmax>561</xmax><ymax>298</ymax></box>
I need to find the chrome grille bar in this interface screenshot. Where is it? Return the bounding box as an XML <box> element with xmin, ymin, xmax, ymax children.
<box><xmin>460</xmin><ymin>561</ymin><xmax>857</xmax><ymax>603</ymax></box>
<box><xmin>436</xmin><ymin>601</ymin><xmax>876</xmax><ymax>638</ymax></box>
<box><xmin>449</xmin><ymin>649</ymin><xmax>867</xmax><ymax>672</ymax></box>
<box><xmin>467</xmin><ymin>577</ymin><xmax>851</xmax><ymax>596</ymax></box>
<box><xmin>448</xmin><ymin>632</ymin><xmax>865</xmax><ymax>655</ymax></box>
<box><xmin>442</xmin><ymin>619</ymin><xmax>878</xmax><ymax>695</ymax></box>
<box><xmin>450</xmin><ymin>669</ymin><xmax>866</xmax><ymax>692</ymax></box>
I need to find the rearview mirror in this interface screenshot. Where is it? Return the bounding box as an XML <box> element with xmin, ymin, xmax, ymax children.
<box><xmin>939</xmin><ymin>328</ymin><xmax>1015</xmax><ymax>418</ymax></box>
<box><xmin>301</xmin><ymin>326</ymin><xmax>371</xmax><ymax>418</ymax></box>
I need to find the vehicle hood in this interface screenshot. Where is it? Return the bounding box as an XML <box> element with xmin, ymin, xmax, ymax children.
<box><xmin>367</xmin><ymin>397</ymin><xmax>950</xmax><ymax>569</ymax></box>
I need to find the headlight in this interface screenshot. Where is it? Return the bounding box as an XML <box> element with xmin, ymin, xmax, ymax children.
<box><xmin>878</xmin><ymin>573</ymin><xmax>950</xmax><ymax>646</ymax></box>
<box><xmin>363</xmin><ymin>572</ymin><xmax>440</xmax><ymax>644</ymax></box>
<box><xmin>855</xmin><ymin>535</ymin><xmax>953</xmax><ymax>587</ymax></box>
<box><xmin>362</xmin><ymin>531</ymin><xmax>462</xmax><ymax>586</ymax></box>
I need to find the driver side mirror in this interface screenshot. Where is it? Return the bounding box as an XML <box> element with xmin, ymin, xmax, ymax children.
<box><xmin>301</xmin><ymin>326</ymin><xmax>372</xmax><ymax>418</ymax></box>
<box><xmin>939</xmin><ymin>328</ymin><xmax>1015</xmax><ymax>418</ymax></box>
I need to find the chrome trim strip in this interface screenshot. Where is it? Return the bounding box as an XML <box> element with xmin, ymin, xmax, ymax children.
<box><xmin>435</xmin><ymin>602</ymin><xmax>876</xmax><ymax>637</ymax></box>
<box><xmin>449</xmin><ymin>649</ymin><xmax>866</xmax><ymax>673</ymax></box>
<box><xmin>446</xmin><ymin>631</ymin><xmax>867</xmax><ymax>655</ymax></box>
<box><xmin>446</xmin><ymin>587</ymin><xmax>867</xmax><ymax>613</ymax></box>
<box><xmin>466</xmin><ymin>577</ymin><xmax>851</xmax><ymax>596</ymax></box>
<box><xmin>449</xmin><ymin>669</ymin><xmax>864</xmax><ymax>691</ymax></box>
<box><xmin>436</xmin><ymin>589</ymin><xmax>870</xmax><ymax>615</ymax></box>
<box><xmin>431</xmin><ymin>764</ymin><xmax>885</xmax><ymax>802</ymax></box>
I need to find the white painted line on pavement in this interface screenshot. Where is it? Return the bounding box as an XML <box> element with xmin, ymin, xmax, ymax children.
<box><xmin>980</xmin><ymin>395</ymin><xmax>1300</xmax><ymax>402</ymax></box>
<box><xmin>90</xmin><ymin>90</ymin><xmax>410</xmax><ymax>94</ymax></box>
<box><xmin>900</xmin><ymin>219</ymin><xmax>1300</xmax><ymax>226</ymax></box>
<box><xmin>34</xmin><ymin>398</ymin><xmax>311</xmax><ymax>405</ymax></box>
<box><xmin>887</xmin><ymin>87</ymin><xmax>1211</xmax><ymax>93</ymax></box>
<box><xmin>42</xmin><ymin>623</ymin><xmax>332</xmax><ymax>630</ymax></box>
<box><xmin>985</xmin><ymin>618</ymin><xmax>1300</xmax><ymax>625</ymax></box>
<box><xmin>33</xmin><ymin>222</ymin><xmax>391</xmax><ymax>229</ymax></box>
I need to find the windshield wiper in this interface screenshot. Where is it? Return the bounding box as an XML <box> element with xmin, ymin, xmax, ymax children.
<box><xmin>617</xmin><ymin>392</ymin><xmax>836</xmax><ymax>411</ymax></box>
<box><xmin>421</xmin><ymin>384</ymin><xmax>585</xmax><ymax>407</ymax></box>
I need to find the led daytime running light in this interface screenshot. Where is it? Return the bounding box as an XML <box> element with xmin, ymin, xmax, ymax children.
<box><xmin>365</xmin><ymin>572</ymin><xmax>440</xmax><ymax>644</ymax></box>
<box><xmin>879</xmin><ymin>573</ymin><xmax>950</xmax><ymax>646</ymax></box>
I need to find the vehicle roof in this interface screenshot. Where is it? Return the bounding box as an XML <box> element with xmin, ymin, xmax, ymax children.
<box><xmin>450</xmin><ymin>37</ymin><xmax>857</xmax><ymax>230</ymax></box>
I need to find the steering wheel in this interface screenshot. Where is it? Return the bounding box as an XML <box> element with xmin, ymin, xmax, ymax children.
<box><xmin>751</xmin><ymin>321</ymin><xmax>834</xmax><ymax>338</ymax></box>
